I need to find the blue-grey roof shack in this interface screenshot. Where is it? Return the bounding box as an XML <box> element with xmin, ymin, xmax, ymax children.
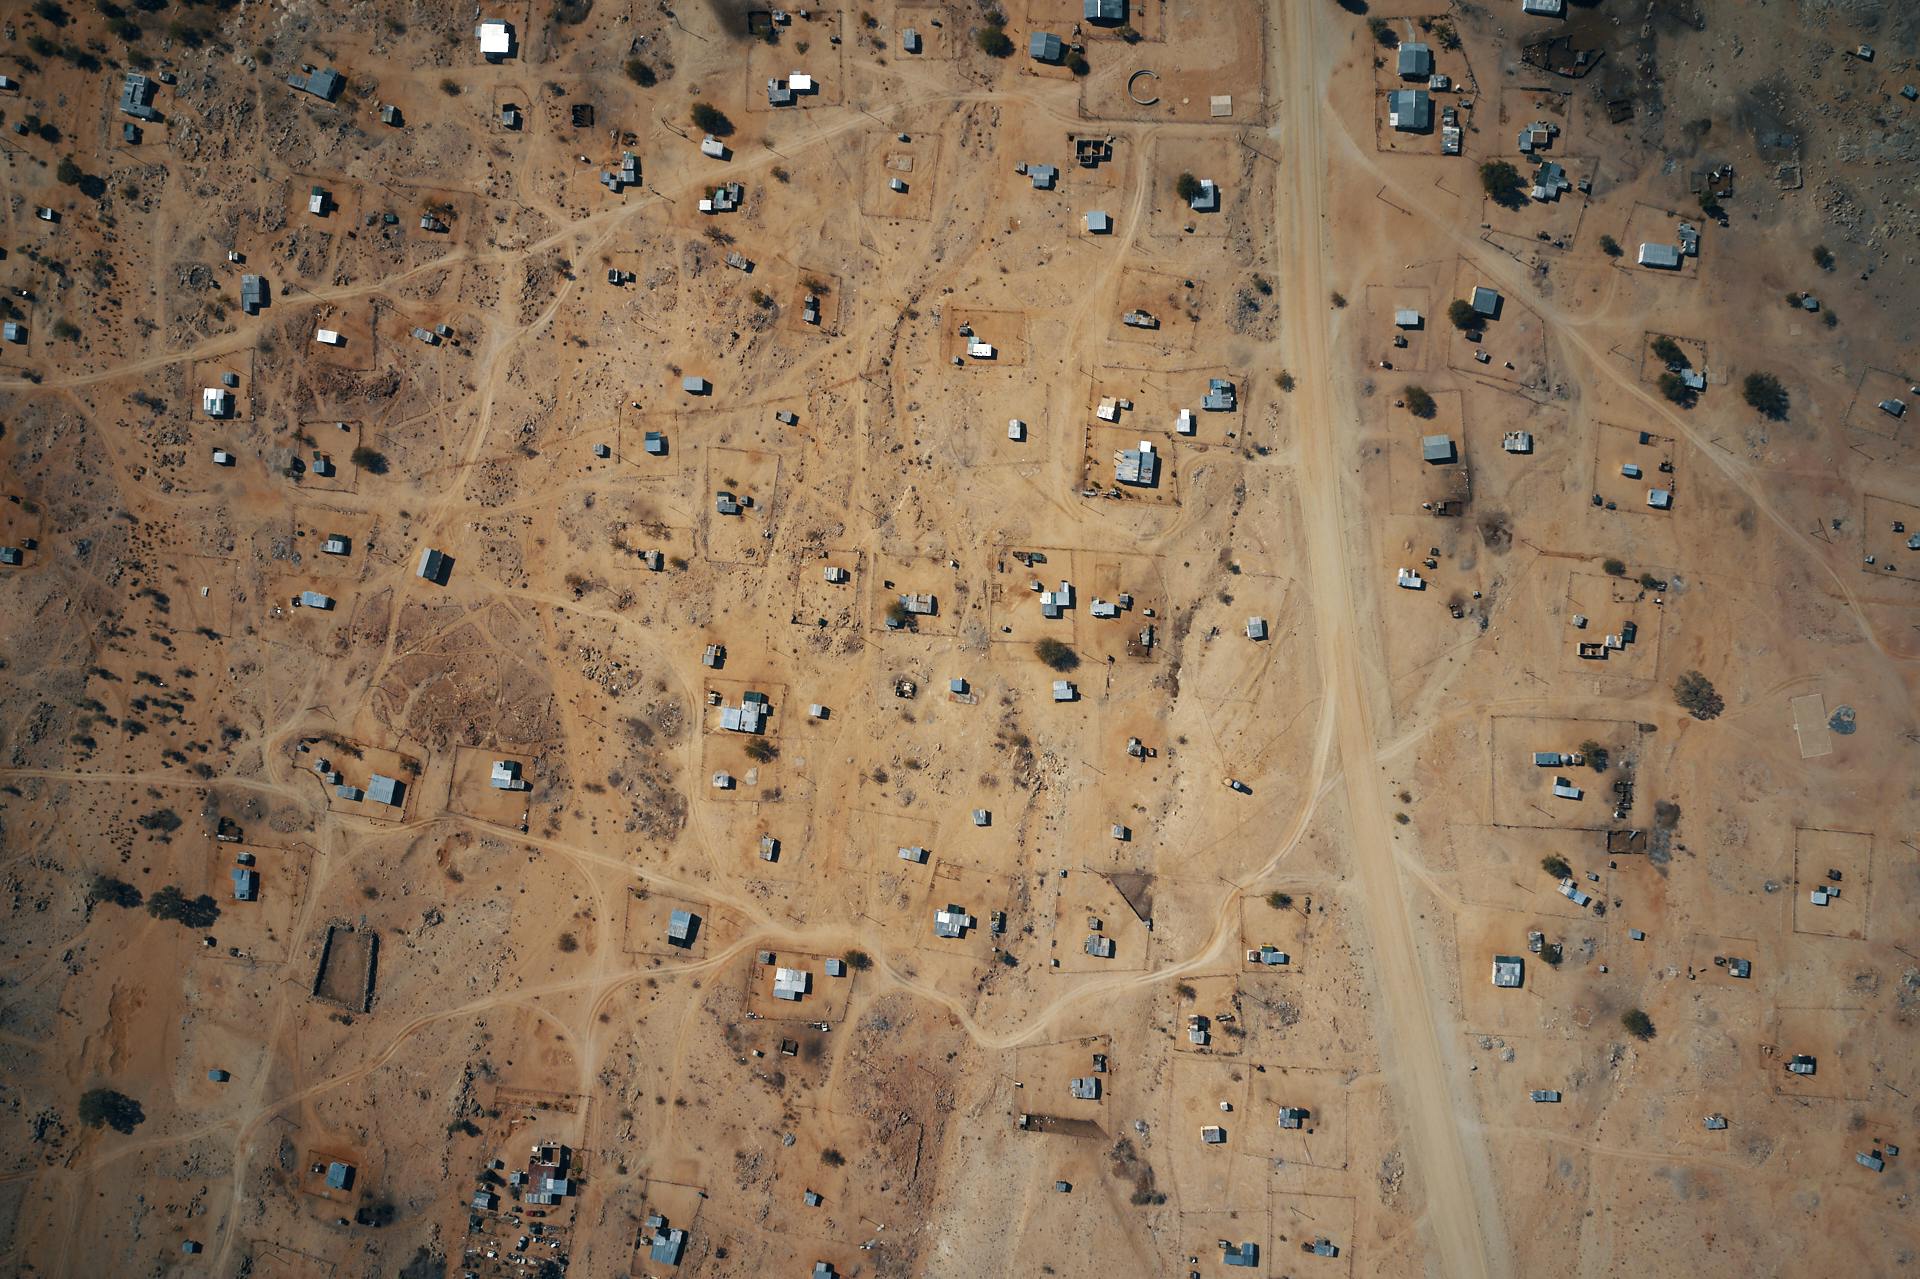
<box><xmin>287</xmin><ymin>66</ymin><xmax>344</xmax><ymax>102</ymax></box>
<box><xmin>119</xmin><ymin>72</ymin><xmax>160</xmax><ymax>121</ymax></box>
<box><xmin>1388</xmin><ymin>88</ymin><xmax>1432</xmax><ymax>132</ymax></box>
<box><xmin>1030</xmin><ymin>31</ymin><xmax>1064</xmax><ymax>62</ymax></box>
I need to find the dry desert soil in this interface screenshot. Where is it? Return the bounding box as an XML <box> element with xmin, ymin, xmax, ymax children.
<box><xmin>3</xmin><ymin>0</ymin><xmax>1920</xmax><ymax>1276</ymax></box>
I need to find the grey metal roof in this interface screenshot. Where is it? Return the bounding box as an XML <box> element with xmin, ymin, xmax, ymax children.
<box><xmin>287</xmin><ymin>67</ymin><xmax>344</xmax><ymax>101</ymax></box>
<box><xmin>1388</xmin><ymin>88</ymin><xmax>1431</xmax><ymax>131</ymax></box>
<box><xmin>1030</xmin><ymin>31</ymin><xmax>1064</xmax><ymax>61</ymax></box>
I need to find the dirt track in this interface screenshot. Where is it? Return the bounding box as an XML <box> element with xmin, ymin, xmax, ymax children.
<box><xmin>1273</xmin><ymin>2</ymin><xmax>1509</xmax><ymax>1275</ymax></box>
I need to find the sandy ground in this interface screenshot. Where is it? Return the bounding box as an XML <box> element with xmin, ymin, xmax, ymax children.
<box><xmin>3</xmin><ymin>0</ymin><xmax>1920</xmax><ymax>1277</ymax></box>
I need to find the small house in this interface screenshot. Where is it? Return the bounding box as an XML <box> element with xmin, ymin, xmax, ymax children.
<box><xmin>1030</xmin><ymin>31</ymin><xmax>1065</xmax><ymax>63</ymax></box>
<box><xmin>231</xmin><ymin>867</ymin><xmax>258</xmax><ymax>900</ymax></box>
<box><xmin>1278</xmin><ymin>1107</ymin><xmax>1309</xmax><ymax>1129</ymax></box>
<box><xmin>1395</xmin><ymin>309</ymin><xmax>1422</xmax><ymax>328</ymax></box>
<box><xmin>286</xmin><ymin>66</ymin><xmax>344</xmax><ymax>102</ymax></box>
<box><xmin>1116</xmin><ymin>439</ymin><xmax>1159</xmax><ymax>487</ymax></box>
<box><xmin>1201</xmin><ymin>1126</ymin><xmax>1227</xmax><ymax>1145</ymax></box>
<box><xmin>325</xmin><ymin>1161</ymin><xmax>354</xmax><ymax>1190</ymax></box>
<box><xmin>241</xmin><ymin>275</ymin><xmax>266</xmax><ymax>314</ymax></box>
<box><xmin>380</xmin><ymin>104</ymin><xmax>402</xmax><ymax>126</ymax></box>
<box><xmin>903</xmin><ymin>28</ymin><xmax>921</xmax><ymax>53</ymax></box>
<box><xmin>1491</xmin><ymin>955</ymin><xmax>1523</xmax><ymax>988</ymax></box>
<box><xmin>1648</xmin><ymin>488</ymin><xmax>1673</xmax><ymax>510</ymax></box>
<box><xmin>202</xmin><ymin>388</ymin><xmax>233</xmax><ymax>418</ymax></box>
<box><xmin>667</xmin><ymin>909</ymin><xmax>697</xmax><ymax>947</ymax></box>
<box><xmin>1388</xmin><ymin>89</ymin><xmax>1432</xmax><ymax>132</ymax></box>
<box><xmin>933</xmin><ymin>904</ymin><xmax>974</xmax><ymax>938</ymax></box>
<box><xmin>1190</xmin><ymin>178</ymin><xmax>1219</xmax><ymax>212</ymax></box>
<box><xmin>1202</xmin><ymin>378</ymin><xmax>1236</xmax><ymax>411</ymax></box>
<box><xmin>1397</xmin><ymin>567</ymin><xmax>1425</xmax><ymax>590</ymax></box>
<box><xmin>682</xmin><ymin>375</ymin><xmax>709</xmax><ymax>395</ymax></box>
<box><xmin>1637</xmin><ymin>242</ymin><xmax>1682</xmax><ymax>269</ymax></box>
<box><xmin>296</xmin><ymin>590</ymin><xmax>334</xmax><ymax>610</ymax></box>
<box><xmin>120</xmin><ymin>71</ymin><xmax>160</xmax><ymax>120</ymax></box>
<box><xmin>1085</xmin><ymin>210</ymin><xmax>1112</xmax><ymax>234</ymax></box>
<box><xmin>1398</xmin><ymin>43</ymin><xmax>1433</xmax><ymax>79</ymax></box>
<box><xmin>899</xmin><ymin>846</ymin><xmax>928</xmax><ymax>863</ymax></box>
<box><xmin>1421</xmin><ymin>434</ymin><xmax>1456</xmax><ymax>464</ymax></box>
<box><xmin>1030</xmin><ymin>164</ymin><xmax>1058</xmax><ymax>190</ymax></box>
<box><xmin>645</xmin><ymin>431</ymin><xmax>667</xmax><ymax>455</ymax></box>
<box><xmin>1</xmin><ymin>322</ymin><xmax>24</xmax><ymax>344</ymax></box>
<box><xmin>1085</xmin><ymin>0</ymin><xmax>1126</xmax><ymax>21</ymax></box>
<box><xmin>1052</xmin><ymin>679</ymin><xmax>1076</xmax><ymax>702</ymax></box>
<box><xmin>1470</xmin><ymin>286</ymin><xmax>1500</xmax><ymax>318</ymax></box>
<box><xmin>773</xmin><ymin>967</ymin><xmax>810</xmax><ymax>1001</ymax></box>
<box><xmin>1552</xmin><ymin>778</ymin><xmax>1583</xmax><ymax>800</ymax></box>
<box><xmin>315</xmin><ymin>328</ymin><xmax>344</xmax><ymax>346</ymax></box>
<box><xmin>417</xmin><ymin>547</ymin><xmax>449</xmax><ymax>582</ymax></box>
<box><xmin>972</xmin><ymin>809</ymin><xmax>990</xmax><ymax>827</ymax></box>
<box><xmin>1522</xmin><ymin>0</ymin><xmax>1565</xmax><ymax>13</ymax></box>
<box><xmin>490</xmin><ymin>760</ymin><xmax>528</xmax><ymax>791</ymax></box>
<box><xmin>648</xmin><ymin>1226</ymin><xmax>687</xmax><ymax>1266</ymax></box>
<box><xmin>477</xmin><ymin>19</ymin><xmax>515</xmax><ymax>60</ymax></box>
<box><xmin>700</xmin><ymin>135</ymin><xmax>727</xmax><ymax>159</ymax></box>
<box><xmin>1246</xmin><ymin>617</ymin><xmax>1267</xmax><ymax>640</ymax></box>
<box><xmin>1530</xmin><ymin>1089</ymin><xmax>1562</xmax><ymax>1103</ymax></box>
<box><xmin>1222</xmin><ymin>1242</ymin><xmax>1259</xmax><ymax>1268</ymax></box>
<box><xmin>367</xmin><ymin>774</ymin><xmax>402</xmax><ymax>806</ymax></box>
<box><xmin>1069</xmin><ymin>1076</ymin><xmax>1100</xmax><ymax>1100</ymax></box>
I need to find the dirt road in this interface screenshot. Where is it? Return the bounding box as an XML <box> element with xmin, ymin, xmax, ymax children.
<box><xmin>1271</xmin><ymin>2</ymin><xmax>1510</xmax><ymax>1275</ymax></box>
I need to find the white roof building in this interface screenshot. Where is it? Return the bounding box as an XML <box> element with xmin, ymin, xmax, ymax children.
<box><xmin>202</xmin><ymin>387</ymin><xmax>233</xmax><ymax>417</ymax></box>
<box><xmin>477</xmin><ymin>19</ymin><xmax>514</xmax><ymax>58</ymax></box>
<box><xmin>315</xmin><ymin>328</ymin><xmax>344</xmax><ymax>345</ymax></box>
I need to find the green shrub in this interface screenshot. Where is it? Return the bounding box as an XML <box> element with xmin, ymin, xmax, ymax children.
<box><xmin>1674</xmin><ymin>670</ymin><xmax>1723</xmax><ymax>720</ymax></box>
<box><xmin>975</xmin><ymin>24</ymin><xmax>1013</xmax><ymax>57</ymax></box>
<box><xmin>78</xmin><ymin>1088</ymin><xmax>144</xmax><ymax>1134</ymax></box>
<box><xmin>1480</xmin><ymin>160</ymin><xmax>1527</xmax><ymax>208</ymax></box>
<box><xmin>690</xmin><ymin>101</ymin><xmax>733</xmax><ymax>136</ymax></box>
<box><xmin>1034</xmin><ymin>637</ymin><xmax>1078</xmax><ymax>671</ymax></box>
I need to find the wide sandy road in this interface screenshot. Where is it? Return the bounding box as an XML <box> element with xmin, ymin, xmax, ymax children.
<box><xmin>1271</xmin><ymin>2</ymin><xmax>1510</xmax><ymax>1275</ymax></box>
